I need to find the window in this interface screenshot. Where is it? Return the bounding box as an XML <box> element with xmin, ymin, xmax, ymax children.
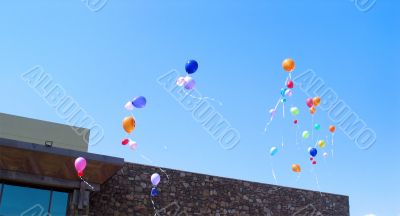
<box><xmin>0</xmin><ymin>183</ymin><xmax>68</xmax><ymax>216</ymax></box>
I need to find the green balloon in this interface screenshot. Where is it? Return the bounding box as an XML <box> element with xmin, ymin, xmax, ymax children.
<box><xmin>290</xmin><ymin>107</ymin><xmax>299</xmax><ymax>116</ymax></box>
<box><xmin>314</xmin><ymin>124</ymin><xmax>321</xmax><ymax>130</ymax></box>
<box><xmin>302</xmin><ymin>131</ymin><xmax>310</xmax><ymax>139</ymax></box>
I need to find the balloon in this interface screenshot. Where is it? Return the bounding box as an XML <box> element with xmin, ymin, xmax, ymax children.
<box><xmin>151</xmin><ymin>173</ymin><xmax>161</xmax><ymax>186</ymax></box>
<box><xmin>314</xmin><ymin>123</ymin><xmax>321</xmax><ymax>130</ymax></box>
<box><xmin>282</xmin><ymin>58</ymin><xmax>295</xmax><ymax>72</ymax></box>
<box><xmin>270</xmin><ymin>147</ymin><xmax>278</xmax><ymax>156</ymax></box>
<box><xmin>290</xmin><ymin>107</ymin><xmax>300</xmax><ymax>116</ymax></box>
<box><xmin>312</xmin><ymin>160</ymin><xmax>317</xmax><ymax>165</ymax></box>
<box><xmin>309</xmin><ymin>148</ymin><xmax>318</xmax><ymax>157</ymax></box>
<box><xmin>292</xmin><ymin>164</ymin><xmax>301</xmax><ymax>173</ymax></box>
<box><xmin>129</xmin><ymin>140</ymin><xmax>138</xmax><ymax>150</ymax></box>
<box><xmin>285</xmin><ymin>89</ymin><xmax>293</xmax><ymax>97</ymax></box>
<box><xmin>310</xmin><ymin>156</ymin><xmax>314</xmax><ymax>161</ymax></box>
<box><xmin>306</xmin><ymin>98</ymin><xmax>313</xmax><ymax>108</ymax></box>
<box><xmin>121</xmin><ymin>138</ymin><xmax>129</xmax><ymax>145</ymax></box>
<box><xmin>329</xmin><ymin>125</ymin><xmax>336</xmax><ymax>133</ymax></box>
<box><xmin>302</xmin><ymin>131</ymin><xmax>310</xmax><ymax>139</ymax></box>
<box><xmin>176</xmin><ymin>76</ymin><xmax>186</xmax><ymax>86</ymax></box>
<box><xmin>313</xmin><ymin>97</ymin><xmax>321</xmax><ymax>106</ymax></box>
<box><xmin>122</xmin><ymin>116</ymin><xmax>136</xmax><ymax>134</ymax></box>
<box><xmin>309</xmin><ymin>106</ymin><xmax>316</xmax><ymax>115</ymax></box>
<box><xmin>286</xmin><ymin>80</ymin><xmax>294</xmax><ymax>89</ymax></box>
<box><xmin>280</xmin><ymin>88</ymin><xmax>287</xmax><ymax>97</ymax></box>
<box><xmin>185</xmin><ymin>60</ymin><xmax>198</xmax><ymax>74</ymax></box>
<box><xmin>132</xmin><ymin>96</ymin><xmax>147</xmax><ymax>108</ymax></box>
<box><xmin>318</xmin><ymin>140</ymin><xmax>326</xmax><ymax>148</ymax></box>
<box><xmin>150</xmin><ymin>187</ymin><xmax>159</xmax><ymax>197</ymax></box>
<box><xmin>184</xmin><ymin>76</ymin><xmax>196</xmax><ymax>90</ymax></box>
<box><xmin>124</xmin><ymin>101</ymin><xmax>134</xmax><ymax>111</ymax></box>
<box><xmin>74</xmin><ymin>157</ymin><xmax>87</xmax><ymax>177</ymax></box>
<box><xmin>281</xmin><ymin>98</ymin><xmax>286</xmax><ymax>103</ymax></box>
<box><xmin>323</xmin><ymin>152</ymin><xmax>328</xmax><ymax>158</ymax></box>
<box><xmin>293</xmin><ymin>119</ymin><xmax>298</xmax><ymax>124</ymax></box>
<box><xmin>307</xmin><ymin>147</ymin><xmax>312</xmax><ymax>152</ymax></box>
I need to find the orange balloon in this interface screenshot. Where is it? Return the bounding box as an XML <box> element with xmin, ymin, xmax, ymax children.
<box><xmin>292</xmin><ymin>164</ymin><xmax>301</xmax><ymax>173</ymax></box>
<box><xmin>122</xmin><ymin>116</ymin><xmax>136</xmax><ymax>134</ymax></box>
<box><xmin>329</xmin><ymin>125</ymin><xmax>336</xmax><ymax>133</ymax></box>
<box><xmin>282</xmin><ymin>58</ymin><xmax>295</xmax><ymax>72</ymax></box>
<box><xmin>313</xmin><ymin>97</ymin><xmax>321</xmax><ymax>106</ymax></box>
<box><xmin>309</xmin><ymin>106</ymin><xmax>316</xmax><ymax>115</ymax></box>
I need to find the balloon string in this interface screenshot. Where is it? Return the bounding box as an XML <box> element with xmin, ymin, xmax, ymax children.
<box><xmin>281</xmin><ymin>136</ymin><xmax>284</xmax><ymax>149</ymax></box>
<box><xmin>159</xmin><ymin>167</ymin><xmax>170</xmax><ymax>185</ymax></box>
<box><xmin>269</xmin><ymin>155</ymin><xmax>278</xmax><ymax>184</ymax></box>
<box><xmin>331</xmin><ymin>133</ymin><xmax>335</xmax><ymax>159</ymax></box>
<box><xmin>150</xmin><ymin>197</ymin><xmax>160</xmax><ymax>216</ymax></box>
<box><xmin>314</xmin><ymin>171</ymin><xmax>323</xmax><ymax>197</ymax></box>
<box><xmin>79</xmin><ymin>177</ymin><xmax>95</xmax><ymax>191</ymax></box>
<box><xmin>185</xmin><ymin>93</ymin><xmax>223</xmax><ymax>106</ymax></box>
<box><xmin>295</xmin><ymin>172</ymin><xmax>302</xmax><ymax>183</ymax></box>
<box><xmin>264</xmin><ymin>99</ymin><xmax>281</xmax><ymax>133</ymax></box>
<box><xmin>282</xmin><ymin>102</ymin><xmax>285</xmax><ymax>118</ymax></box>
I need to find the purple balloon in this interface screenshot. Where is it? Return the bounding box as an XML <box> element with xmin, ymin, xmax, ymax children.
<box><xmin>132</xmin><ymin>96</ymin><xmax>147</xmax><ymax>108</ymax></box>
<box><xmin>184</xmin><ymin>77</ymin><xmax>196</xmax><ymax>90</ymax></box>
<box><xmin>151</xmin><ymin>173</ymin><xmax>161</xmax><ymax>186</ymax></box>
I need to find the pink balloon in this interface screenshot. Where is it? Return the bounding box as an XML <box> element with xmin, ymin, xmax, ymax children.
<box><xmin>129</xmin><ymin>141</ymin><xmax>138</xmax><ymax>150</ymax></box>
<box><xmin>306</xmin><ymin>98</ymin><xmax>313</xmax><ymax>108</ymax></box>
<box><xmin>74</xmin><ymin>157</ymin><xmax>87</xmax><ymax>173</ymax></box>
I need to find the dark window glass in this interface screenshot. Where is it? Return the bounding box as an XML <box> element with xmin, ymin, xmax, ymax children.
<box><xmin>0</xmin><ymin>184</ymin><xmax>68</xmax><ymax>216</ymax></box>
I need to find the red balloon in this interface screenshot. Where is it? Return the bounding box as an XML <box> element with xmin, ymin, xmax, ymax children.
<box><xmin>294</xmin><ymin>119</ymin><xmax>298</xmax><ymax>124</ymax></box>
<box><xmin>286</xmin><ymin>80</ymin><xmax>294</xmax><ymax>89</ymax></box>
<box><xmin>122</xmin><ymin>138</ymin><xmax>129</xmax><ymax>145</ymax></box>
<box><xmin>312</xmin><ymin>160</ymin><xmax>317</xmax><ymax>165</ymax></box>
<box><xmin>310</xmin><ymin>157</ymin><xmax>313</xmax><ymax>161</ymax></box>
<box><xmin>306</xmin><ymin>98</ymin><xmax>313</xmax><ymax>108</ymax></box>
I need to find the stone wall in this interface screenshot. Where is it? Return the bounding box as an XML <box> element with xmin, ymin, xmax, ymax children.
<box><xmin>88</xmin><ymin>163</ymin><xmax>349</xmax><ymax>215</ymax></box>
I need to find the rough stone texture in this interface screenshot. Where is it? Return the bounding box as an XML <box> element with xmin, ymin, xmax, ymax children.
<box><xmin>86</xmin><ymin>163</ymin><xmax>349</xmax><ymax>216</ymax></box>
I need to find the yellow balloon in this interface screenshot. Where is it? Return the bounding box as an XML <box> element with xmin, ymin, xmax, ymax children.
<box><xmin>292</xmin><ymin>164</ymin><xmax>301</xmax><ymax>173</ymax></box>
<box><xmin>122</xmin><ymin>116</ymin><xmax>136</xmax><ymax>134</ymax></box>
<box><xmin>318</xmin><ymin>140</ymin><xmax>326</xmax><ymax>148</ymax></box>
<box><xmin>282</xmin><ymin>58</ymin><xmax>295</xmax><ymax>72</ymax></box>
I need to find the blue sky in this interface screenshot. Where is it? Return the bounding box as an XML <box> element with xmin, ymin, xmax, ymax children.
<box><xmin>0</xmin><ymin>1</ymin><xmax>399</xmax><ymax>215</ymax></box>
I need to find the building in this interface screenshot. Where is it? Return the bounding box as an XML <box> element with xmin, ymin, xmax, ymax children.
<box><xmin>0</xmin><ymin>113</ymin><xmax>350</xmax><ymax>215</ymax></box>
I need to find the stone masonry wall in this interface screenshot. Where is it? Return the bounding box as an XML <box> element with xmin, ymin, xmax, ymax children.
<box><xmin>88</xmin><ymin>163</ymin><xmax>349</xmax><ymax>216</ymax></box>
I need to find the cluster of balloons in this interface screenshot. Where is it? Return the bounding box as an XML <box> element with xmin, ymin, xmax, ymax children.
<box><xmin>150</xmin><ymin>173</ymin><xmax>161</xmax><ymax>197</ymax></box>
<box><xmin>122</xmin><ymin>96</ymin><xmax>147</xmax><ymax>150</ymax></box>
<box><xmin>176</xmin><ymin>60</ymin><xmax>198</xmax><ymax>90</ymax></box>
<box><xmin>306</xmin><ymin>96</ymin><xmax>321</xmax><ymax>115</ymax></box>
<box><xmin>268</xmin><ymin>58</ymin><xmax>340</xmax><ymax>175</ymax></box>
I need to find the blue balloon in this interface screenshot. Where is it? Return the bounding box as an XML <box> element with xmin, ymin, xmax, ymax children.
<box><xmin>150</xmin><ymin>187</ymin><xmax>159</xmax><ymax>197</ymax></box>
<box><xmin>280</xmin><ymin>88</ymin><xmax>287</xmax><ymax>97</ymax></box>
<box><xmin>132</xmin><ymin>96</ymin><xmax>147</xmax><ymax>108</ymax></box>
<box><xmin>185</xmin><ymin>60</ymin><xmax>198</xmax><ymax>74</ymax></box>
<box><xmin>309</xmin><ymin>148</ymin><xmax>318</xmax><ymax>157</ymax></box>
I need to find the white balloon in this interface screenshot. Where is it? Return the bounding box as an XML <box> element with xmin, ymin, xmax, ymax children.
<box><xmin>124</xmin><ymin>101</ymin><xmax>134</xmax><ymax>111</ymax></box>
<box><xmin>176</xmin><ymin>76</ymin><xmax>186</xmax><ymax>87</ymax></box>
<box><xmin>129</xmin><ymin>141</ymin><xmax>137</xmax><ymax>150</ymax></box>
<box><xmin>323</xmin><ymin>152</ymin><xmax>328</xmax><ymax>158</ymax></box>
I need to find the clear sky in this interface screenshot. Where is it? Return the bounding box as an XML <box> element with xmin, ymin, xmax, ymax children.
<box><xmin>0</xmin><ymin>1</ymin><xmax>399</xmax><ymax>215</ymax></box>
